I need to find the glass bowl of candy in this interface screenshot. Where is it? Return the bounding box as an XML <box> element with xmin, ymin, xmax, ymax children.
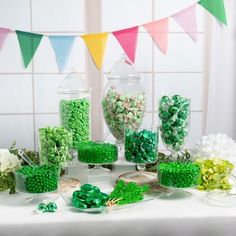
<box><xmin>122</xmin><ymin>124</ymin><xmax>159</xmax><ymax>183</ymax></box>
<box><xmin>159</xmin><ymin>95</ymin><xmax>190</xmax><ymax>160</ymax></box>
<box><xmin>14</xmin><ymin>164</ymin><xmax>60</xmax><ymax>202</ymax></box>
<box><xmin>102</xmin><ymin>55</ymin><xmax>146</xmax><ymax>146</ymax></box>
<box><xmin>157</xmin><ymin>162</ymin><xmax>200</xmax><ymax>198</ymax></box>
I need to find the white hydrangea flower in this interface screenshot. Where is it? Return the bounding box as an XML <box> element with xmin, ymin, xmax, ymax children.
<box><xmin>192</xmin><ymin>133</ymin><xmax>236</xmax><ymax>160</ymax></box>
<box><xmin>0</xmin><ymin>149</ymin><xmax>21</xmax><ymax>173</ymax></box>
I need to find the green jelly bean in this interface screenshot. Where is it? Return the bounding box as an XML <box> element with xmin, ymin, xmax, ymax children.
<box><xmin>102</xmin><ymin>88</ymin><xmax>146</xmax><ymax>142</ymax></box>
<box><xmin>77</xmin><ymin>141</ymin><xmax>118</xmax><ymax>164</ymax></box>
<box><xmin>60</xmin><ymin>98</ymin><xmax>90</xmax><ymax>147</ymax></box>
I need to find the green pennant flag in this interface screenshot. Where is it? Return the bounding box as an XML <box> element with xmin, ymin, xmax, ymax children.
<box><xmin>198</xmin><ymin>0</ymin><xmax>227</xmax><ymax>25</ymax></box>
<box><xmin>16</xmin><ymin>30</ymin><xmax>43</xmax><ymax>68</ymax></box>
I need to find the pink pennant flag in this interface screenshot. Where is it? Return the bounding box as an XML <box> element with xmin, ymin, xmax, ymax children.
<box><xmin>143</xmin><ymin>18</ymin><xmax>169</xmax><ymax>54</ymax></box>
<box><xmin>0</xmin><ymin>28</ymin><xmax>10</xmax><ymax>50</ymax></box>
<box><xmin>172</xmin><ymin>4</ymin><xmax>198</xmax><ymax>41</ymax></box>
<box><xmin>112</xmin><ymin>26</ymin><xmax>139</xmax><ymax>63</ymax></box>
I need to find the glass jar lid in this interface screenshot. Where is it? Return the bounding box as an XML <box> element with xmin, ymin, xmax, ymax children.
<box><xmin>58</xmin><ymin>71</ymin><xmax>90</xmax><ymax>94</ymax></box>
<box><xmin>108</xmin><ymin>54</ymin><xmax>140</xmax><ymax>80</ymax></box>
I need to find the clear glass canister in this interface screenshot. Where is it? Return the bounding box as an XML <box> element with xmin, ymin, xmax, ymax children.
<box><xmin>58</xmin><ymin>71</ymin><xmax>91</xmax><ymax>148</ymax></box>
<box><xmin>102</xmin><ymin>55</ymin><xmax>146</xmax><ymax>144</ymax></box>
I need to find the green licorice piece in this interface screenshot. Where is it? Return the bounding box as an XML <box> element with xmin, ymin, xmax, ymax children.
<box><xmin>15</xmin><ymin>165</ymin><xmax>59</xmax><ymax>193</ymax></box>
<box><xmin>102</xmin><ymin>88</ymin><xmax>146</xmax><ymax>142</ymax></box>
<box><xmin>71</xmin><ymin>184</ymin><xmax>108</xmax><ymax>209</ymax></box>
<box><xmin>158</xmin><ymin>162</ymin><xmax>200</xmax><ymax>188</ymax></box>
<box><xmin>77</xmin><ymin>141</ymin><xmax>118</xmax><ymax>164</ymax></box>
<box><xmin>39</xmin><ymin>127</ymin><xmax>72</xmax><ymax>168</ymax></box>
<box><xmin>60</xmin><ymin>98</ymin><xmax>90</xmax><ymax>147</ymax></box>
<box><xmin>109</xmin><ymin>180</ymin><xmax>149</xmax><ymax>205</ymax></box>
<box><xmin>159</xmin><ymin>95</ymin><xmax>190</xmax><ymax>152</ymax></box>
<box><xmin>125</xmin><ymin>129</ymin><xmax>158</xmax><ymax>163</ymax></box>
<box><xmin>195</xmin><ymin>158</ymin><xmax>234</xmax><ymax>191</ymax></box>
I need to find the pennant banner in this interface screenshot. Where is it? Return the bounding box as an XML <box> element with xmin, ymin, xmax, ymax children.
<box><xmin>81</xmin><ymin>32</ymin><xmax>108</xmax><ymax>70</ymax></box>
<box><xmin>143</xmin><ymin>18</ymin><xmax>169</xmax><ymax>54</ymax></box>
<box><xmin>172</xmin><ymin>4</ymin><xmax>198</xmax><ymax>41</ymax></box>
<box><xmin>16</xmin><ymin>30</ymin><xmax>43</xmax><ymax>68</ymax></box>
<box><xmin>113</xmin><ymin>26</ymin><xmax>139</xmax><ymax>63</ymax></box>
<box><xmin>49</xmin><ymin>35</ymin><xmax>75</xmax><ymax>72</ymax></box>
<box><xmin>199</xmin><ymin>0</ymin><xmax>227</xmax><ymax>25</ymax></box>
<box><xmin>0</xmin><ymin>28</ymin><xmax>10</xmax><ymax>50</ymax></box>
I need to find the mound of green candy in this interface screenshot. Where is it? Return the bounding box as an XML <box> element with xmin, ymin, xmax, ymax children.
<box><xmin>159</xmin><ymin>95</ymin><xmax>190</xmax><ymax>152</ymax></box>
<box><xmin>102</xmin><ymin>88</ymin><xmax>146</xmax><ymax>142</ymax></box>
<box><xmin>109</xmin><ymin>180</ymin><xmax>149</xmax><ymax>205</ymax></box>
<box><xmin>72</xmin><ymin>184</ymin><xmax>109</xmax><ymax>209</ymax></box>
<box><xmin>195</xmin><ymin>158</ymin><xmax>234</xmax><ymax>191</ymax></box>
<box><xmin>77</xmin><ymin>141</ymin><xmax>118</xmax><ymax>164</ymax></box>
<box><xmin>39</xmin><ymin>127</ymin><xmax>72</xmax><ymax>168</ymax></box>
<box><xmin>125</xmin><ymin>129</ymin><xmax>158</xmax><ymax>163</ymax></box>
<box><xmin>60</xmin><ymin>98</ymin><xmax>90</xmax><ymax>147</ymax></box>
<box><xmin>15</xmin><ymin>165</ymin><xmax>59</xmax><ymax>193</ymax></box>
<box><xmin>158</xmin><ymin>162</ymin><xmax>200</xmax><ymax>188</ymax></box>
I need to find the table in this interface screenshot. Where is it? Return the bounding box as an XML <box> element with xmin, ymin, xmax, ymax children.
<box><xmin>1</xmin><ymin>189</ymin><xmax>236</xmax><ymax>236</ymax></box>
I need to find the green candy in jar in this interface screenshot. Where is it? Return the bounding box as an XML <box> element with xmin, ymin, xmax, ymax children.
<box><xmin>15</xmin><ymin>165</ymin><xmax>59</xmax><ymax>193</ymax></box>
<box><xmin>102</xmin><ymin>88</ymin><xmax>146</xmax><ymax>142</ymax></box>
<box><xmin>159</xmin><ymin>95</ymin><xmax>190</xmax><ymax>153</ymax></box>
<box><xmin>125</xmin><ymin>128</ymin><xmax>158</xmax><ymax>163</ymax></box>
<box><xmin>39</xmin><ymin>126</ymin><xmax>72</xmax><ymax>168</ymax></box>
<box><xmin>60</xmin><ymin>98</ymin><xmax>90</xmax><ymax>147</ymax></box>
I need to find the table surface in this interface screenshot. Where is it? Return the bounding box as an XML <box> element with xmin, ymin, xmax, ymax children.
<box><xmin>1</xmin><ymin>189</ymin><xmax>236</xmax><ymax>236</ymax></box>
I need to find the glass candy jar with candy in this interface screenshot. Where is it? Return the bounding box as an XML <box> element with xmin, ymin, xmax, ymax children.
<box><xmin>159</xmin><ymin>95</ymin><xmax>190</xmax><ymax>160</ymax></box>
<box><xmin>102</xmin><ymin>55</ymin><xmax>146</xmax><ymax>146</ymax></box>
<box><xmin>58</xmin><ymin>71</ymin><xmax>91</xmax><ymax>149</ymax></box>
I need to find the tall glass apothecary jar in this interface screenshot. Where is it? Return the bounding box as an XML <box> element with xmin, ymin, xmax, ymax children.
<box><xmin>102</xmin><ymin>55</ymin><xmax>146</xmax><ymax>145</ymax></box>
<box><xmin>58</xmin><ymin>71</ymin><xmax>91</xmax><ymax>148</ymax></box>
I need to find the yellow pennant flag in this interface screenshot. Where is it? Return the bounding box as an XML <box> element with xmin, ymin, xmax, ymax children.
<box><xmin>81</xmin><ymin>32</ymin><xmax>109</xmax><ymax>70</ymax></box>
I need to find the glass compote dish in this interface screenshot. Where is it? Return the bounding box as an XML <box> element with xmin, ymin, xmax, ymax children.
<box><xmin>102</xmin><ymin>55</ymin><xmax>146</xmax><ymax>151</ymax></box>
<box><xmin>159</xmin><ymin>95</ymin><xmax>191</xmax><ymax>160</ymax></box>
<box><xmin>121</xmin><ymin>123</ymin><xmax>159</xmax><ymax>184</ymax></box>
<box><xmin>77</xmin><ymin>141</ymin><xmax>118</xmax><ymax>188</ymax></box>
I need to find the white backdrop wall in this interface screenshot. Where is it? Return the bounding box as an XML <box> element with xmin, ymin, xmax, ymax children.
<box><xmin>0</xmin><ymin>0</ymin><xmax>204</xmax><ymax>150</ymax></box>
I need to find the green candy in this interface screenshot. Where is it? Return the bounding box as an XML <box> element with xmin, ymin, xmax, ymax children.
<box><xmin>158</xmin><ymin>162</ymin><xmax>200</xmax><ymax>188</ymax></box>
<box><xmin>77</xmin><ymin>141</ymin><xmax>118</xmax><ymax>164</ymax></box>
<box><xmin>37</xmin><ymin>203</ymin><xmax>48</xmax><ymax>212</ymax></box>
<box><xmin>39</xmin><ymin>127</ymin><xmax>72</xmax><ymax>168</ymax></box>
<box><xmin>159</xmin><ymin>95</ymin><xmax>190</xmax><ymax>152</ymax></box>
<box><xmin>102</xmin><ymin>88</ymin><xmax>146</xmax><ymax>142</ymax></box>
<box><xmin>125</xmin><ymin>129</ymin><xmax>158</xmax><ymax>163</ymax></box>
<box><xmin>15</xmin><ymin>165</ymin><xmax>59</xmax><ymax>193</ymax></box>
<box><xmin>60</xmin><ymin>98</ymin><xmax>90</xmax><ymax>147</ymax></box>
<box><xmin>109</xmin><ymin>180</ymin><xmax>149</xmax><ymax>205</ymax></box>
<box><xmin>72</xmin><ymin>184</ymin><xmax>108</xmax><ymax>209</ymax></box>
<box><xmin>47</xmin><ymin>202</ymin><xmax>58</xmax><ymax>212</ymax></box>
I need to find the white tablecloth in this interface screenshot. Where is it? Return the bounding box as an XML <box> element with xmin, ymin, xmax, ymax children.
<box><xmin>0</xmin><ymin>190</ymin><xmax>236</xmax><ymax>236</ymax></box>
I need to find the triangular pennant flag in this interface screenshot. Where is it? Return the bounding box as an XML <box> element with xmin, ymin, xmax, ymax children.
<box><xmin>112</xmin><ymin>26</ymin><xmax>139</xmax><ymax>63</ymax></box>
<box><xmin>199</xmin><ymin>0</ymin><xmax>227</xmax><ymax>25</ymax></box>
<box><xmin>16</xmin><ymin>30</ymin><xmax>43</xmax><ymax>68</ymax></box>
<box><xmin>49</xmin><ymin>35</ymin><xmax>75</xmax><ymax>72</ymax></box>
<box><xmin>143</xmin><ymin>18</ymin><xmax>169</xmax><ymax>54</ymax></box>
<box><xmin>172</xmin><ymin>4</ymin><xmax>198</xmax><ymax>41</ymax></box>
<box><xmin>0</xmin><ymin>28</ymin><xmax>10</xmax><ymax>50</ymax></box>
<box><xmin>81</xmin><ymin>32</ymin><xmax>108</xmax><ymax>70</ymax></box>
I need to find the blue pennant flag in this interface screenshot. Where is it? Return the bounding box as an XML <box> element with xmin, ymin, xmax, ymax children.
<box><xmin>49</xmin><ymin>35</ymin><xmax>76</xmax><ymax>72</ymax></box>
